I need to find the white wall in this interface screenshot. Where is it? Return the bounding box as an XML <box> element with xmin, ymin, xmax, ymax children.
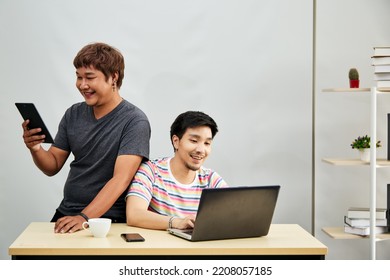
<box><xmin>315</xmin><ymin>0</ymin><xmax>390</xmax><ymax>259</ymax></box>
<box><xmin>0</xmin><ymin>0</ymin><xmax>313</xmax><ymax>260</ymax></box>
<box><xmin>3</xmin><ymin>0</ymin><xmax>389</xmax><ymax>261</ymax></box>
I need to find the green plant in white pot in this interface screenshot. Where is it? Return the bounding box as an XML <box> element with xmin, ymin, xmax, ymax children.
<box><xmin>351</xmin><ymin>135</ymin><xmax>381</xmax><ymax>162</ymax></box>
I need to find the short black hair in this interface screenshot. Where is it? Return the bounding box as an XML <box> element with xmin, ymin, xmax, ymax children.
<box><xmin>170</xmin><ymin>111</ymin><xmax>219</xmax><ymax>146</ymax></box>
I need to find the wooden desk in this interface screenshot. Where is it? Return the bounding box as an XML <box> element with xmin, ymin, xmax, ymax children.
<box><xmin>9</xmin><ymin>223</ymin><xmax>327</xmax><ymax>260</ymax></box>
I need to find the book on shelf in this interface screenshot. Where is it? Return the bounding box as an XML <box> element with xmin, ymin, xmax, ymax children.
<box><xmin>374</xmin><ymin>72</ymin><xmax>390</xmax><ymax>80</ymax></box>
<box><xmin>344</xmin><ymin>216</ymin><xmax>387</xmax><ymax>227</ymax></box>
<box><xmin>371</xmin><ymin>56</ymin><xmax>390</xmax><ymax>65</ymax></box>
<box><xmin>373</xmin><ymin>46</ymin><xmax>390</xmax><ymax>56</ymax></box>
<box><xmin>376</xmin><ymin>80</ymin><xmax>390</xmax><ymax>91</ymax></box>
<box><xmin>388</xmin><ymin>116</ymin><xmax>390</xmax><ymax>161</ymax></box>
<box><xmin>376</xmin><ymin>80</ymin><xmax>390</xmax><ymax>87</ymax></box>
<box><xmin>373</xmin><ymin>65</ymin><xmax>390</xmax><ymax>73</ymax></box>
<box><xmin>347</xmin><ymin>207</ymin><xmax>387</xmax><ymax>219</ymax></box>
<box><xmin>344</xmin><ymin>224</ymin><xmax>388</xmax><ymax>236</ymax></box>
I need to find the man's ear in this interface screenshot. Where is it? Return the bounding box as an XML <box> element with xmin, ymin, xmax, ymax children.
<box><xmin>172</xmin><ymin>135</ymin><xmax>179</xmax><ymax>151</ymax></box>
<box><xmin>111</xmin><ymin>72</ymin><xmax>119</xmax><ymax>82</ymax></box>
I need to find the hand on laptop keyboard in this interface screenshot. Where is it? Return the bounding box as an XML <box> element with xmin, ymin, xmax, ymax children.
<box><xmin>171</xmin><ymin>215</ymin><xmax>196</xmax><ymax>229</ymax></box>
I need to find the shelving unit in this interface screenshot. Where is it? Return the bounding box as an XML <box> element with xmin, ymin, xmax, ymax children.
<box><xmin>321</xmin><ymin>87</ymin><xmax>390</xmax><ymax>260</ymax></box>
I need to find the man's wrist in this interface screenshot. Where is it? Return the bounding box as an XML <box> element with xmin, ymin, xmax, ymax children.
<box><xmin>30</xmin><ymin>145</ymin><xmax>42</xmax><ymax>153</ymax></box>
<box><xmin>168</xmin><ymin>216</ymin><xmax>176</xmax><ymax>229</ymax></box>
<box><xmin>78</xmin><ymin>212</ymin><xmax>89</xmax><ymax>221</ymax></box>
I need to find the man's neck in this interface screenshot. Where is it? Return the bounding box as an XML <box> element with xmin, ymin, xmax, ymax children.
<box><xmin>93</xmin><ymin>94</ymin><xmax>122</xmax><ymax>119</ymax></box>
<box><xmin>170</xmin><ymin>157</ymin><xmax>196</xmax><ymax>185</ymax></box>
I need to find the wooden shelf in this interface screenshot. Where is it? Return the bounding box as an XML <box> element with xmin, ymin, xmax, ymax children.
<box><xmin>322</xmin><ymin>158</ymin><xmax>390</xmax><ymax>167</ymax></box>
<box><xmin>322</xmin><ymin>227</ymin><xmax>390</xmax><ymax>240</ymax></box>
<box><xmin>378</xmin><ymin>87</ymin><xmax>390</xmax><ymax>92</ymax></box>
<box><xmin>322</xmin><ymin>88</ymin><xmax>370</xmax><ymax>92</ymax></box>
<box><xmin>322</xmin><ymin>88</ymin><xmax>390</xmax><ymax>93</ymax></box>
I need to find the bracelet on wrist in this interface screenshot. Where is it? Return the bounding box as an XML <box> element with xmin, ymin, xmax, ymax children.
<box><xmin>78</xmin><ymin>212</ymin><xmax>89</xmax><ymax>221</ymax></box>
<box><xmin>168</xmin><ymin>216</ymin><xmax>176</xmax><ymax>229</ymax></box>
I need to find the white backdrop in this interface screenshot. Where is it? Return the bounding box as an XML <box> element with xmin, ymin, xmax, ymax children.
<box><xmin>0</xmin><ymin>0</ymin><xmax>313</xmax><ymax>260</ymax></box>
<box><xmin>6</xmin><ymin>0</ymin><xmax>390</xmax><ymax>261</ymax></box>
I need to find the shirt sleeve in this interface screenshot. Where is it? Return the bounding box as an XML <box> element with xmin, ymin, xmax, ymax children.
<box><xmin>208</xmin><ymin>171</ymin><xmax>229</xmax><ymax>188</ymax></box>
<box><xmin>126</xmin><ymin>161</ymin><xmax>155</xmax><ymax>202</ymax></box>
<box><xmin>52</xmin><ymin>109</ymin><xmax>71</xmax><ymax>152</ymax></box>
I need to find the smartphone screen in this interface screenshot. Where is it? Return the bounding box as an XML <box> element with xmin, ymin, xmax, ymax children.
<box><xmin>121</xmin><ymin>233</ymin><xmax>145</xmax><ymax>242</ymax></box>
<box><xmin>15</xmin><ymin>103</ymin><xmax>54</xmax><ymax>143</ymax></box>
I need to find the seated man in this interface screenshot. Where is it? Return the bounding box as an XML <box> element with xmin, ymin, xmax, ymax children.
<box><xmin>126</xmin><ymin>111</ymin><xmax>228</xmax><ymax>230</ymax></box>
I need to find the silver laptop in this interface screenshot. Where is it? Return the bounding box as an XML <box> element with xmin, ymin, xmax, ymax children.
<box><xmin>167</xmin><ymin>185</ymin><xmax>280</xmax><ymax>241</ymax></box>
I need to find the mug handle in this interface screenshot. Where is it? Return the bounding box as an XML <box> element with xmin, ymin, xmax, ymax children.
<box><xmin>82</xmin><ymin>221</ymin><xmax>89</xmax><ymax>230</ymax></box>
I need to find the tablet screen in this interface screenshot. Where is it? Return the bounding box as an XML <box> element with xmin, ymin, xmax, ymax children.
<box><xmin>15</xmin><ymin>103</ymin><xmax>54</xmax><ymax>143</ymax></box>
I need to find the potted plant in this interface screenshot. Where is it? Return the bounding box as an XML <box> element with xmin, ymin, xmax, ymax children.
<box><xmin>351</xmin><ymin>135</ymin><xmax>381</xmax><ymax>162</ymax></box>
<box><xmin>349</xmin><ymin>68</ymin><xmax>360</xmax><ymax>88</ymax></box>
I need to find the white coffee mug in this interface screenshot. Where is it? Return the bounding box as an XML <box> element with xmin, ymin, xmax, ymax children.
<box><xmin>82</xmin><ymin>218</ymin><xmax>111</xmax><ymax>238</ymax></box>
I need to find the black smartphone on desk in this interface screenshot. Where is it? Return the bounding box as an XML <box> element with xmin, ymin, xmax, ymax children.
<box><xmin>15</xmin><ymin>103</ymin><xmax>54</xmax><ymax>143</ymax></box>
<box><xmin>121</xmin><ymin>233</ymin><xmax>145</xmax><ymax>242</ymax></box>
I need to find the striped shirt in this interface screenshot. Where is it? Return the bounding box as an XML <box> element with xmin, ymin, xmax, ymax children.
<box><xmin>126</xmin><ymin>157</ymin><xmax>228</xmax><ymax>217</ymax></box>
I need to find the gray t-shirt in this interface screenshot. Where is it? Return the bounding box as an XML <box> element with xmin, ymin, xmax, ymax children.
<box><xmin>53</xmin><ymin>100</ymin><xmax>150</xmax><ymax>220</ymax></box>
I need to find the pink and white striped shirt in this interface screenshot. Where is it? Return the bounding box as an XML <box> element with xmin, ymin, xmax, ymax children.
<box><xmin>126</xmin><ymin>157</ymin><xmax>228</xmax><ymax>217</ymax></box>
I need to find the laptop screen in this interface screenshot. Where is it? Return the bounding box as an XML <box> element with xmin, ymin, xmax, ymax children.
<box><xmin>186</xmin><ymin>185</ymin><xmax>280</xmax><ymax>241</ymax></box>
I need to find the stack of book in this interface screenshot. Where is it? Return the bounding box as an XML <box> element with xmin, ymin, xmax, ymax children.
<box><xmin>372</xmin><ymin>46</ymin><xmax>390</xmax><ymax>91</ymax></box>
<box><xmin>344</xmin><ymin>207</ymin><xmax>388</xmax><ymax>236</ymax></box>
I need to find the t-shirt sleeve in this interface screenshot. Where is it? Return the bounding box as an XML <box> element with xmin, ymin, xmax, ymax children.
<box><xmin>209</xmin><ymin>171</ymin><xmax>228</xmax><ymax>188</ymax></box>
<box><xmin>52</xmin><ymin>109</ymin><xmax>71</xmax><ymax>152</ymax></box>
<box><xmin>126</xmin><ymin>162</ymin><xmax>154</xmax><ymax>202</ymax></box>
<box><xmin>118</xmin><ymin>118</ymin><xmax>151</xmax><ymax>160</ymax></box>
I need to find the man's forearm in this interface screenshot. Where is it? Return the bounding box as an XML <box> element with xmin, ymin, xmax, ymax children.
<box><xmin>30</xmin><ymin>146</ymin><xmax>61</xmax><ymax>176</ymax></box>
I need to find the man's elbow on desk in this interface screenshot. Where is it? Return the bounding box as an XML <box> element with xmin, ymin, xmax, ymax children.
<box><xmin>125</xmin><ymin>196</ymin><xmax>151</xmax><ymax>227</ymax></box>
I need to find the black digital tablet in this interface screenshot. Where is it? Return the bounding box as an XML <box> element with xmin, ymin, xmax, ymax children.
<box><xmin>15</xmin><ymin>103</ymin><xmax>54</xmax><ymax>143</ymax></box>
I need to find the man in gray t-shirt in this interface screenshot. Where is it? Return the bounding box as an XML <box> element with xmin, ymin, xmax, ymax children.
<box><xmin>21</xmin><ymin>43</ymin><xmax>150</xmax><ymax>234</ymax></box>
<box><xmin>55</xmin><ymin>100</ymin><xmax>150</xmax><ymax>222</ymax></box>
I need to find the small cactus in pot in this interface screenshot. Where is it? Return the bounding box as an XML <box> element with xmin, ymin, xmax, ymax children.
<box><xmin>349</xmin><ymin>68</ymin><xmax>359</xmax><ymax>88</ymax></box>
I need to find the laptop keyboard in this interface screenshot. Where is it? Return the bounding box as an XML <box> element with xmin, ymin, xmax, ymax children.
<box><xmin>182</xmin><ymin>229</ymin><xmax>193</xmax><ymax>235</ymax></box>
